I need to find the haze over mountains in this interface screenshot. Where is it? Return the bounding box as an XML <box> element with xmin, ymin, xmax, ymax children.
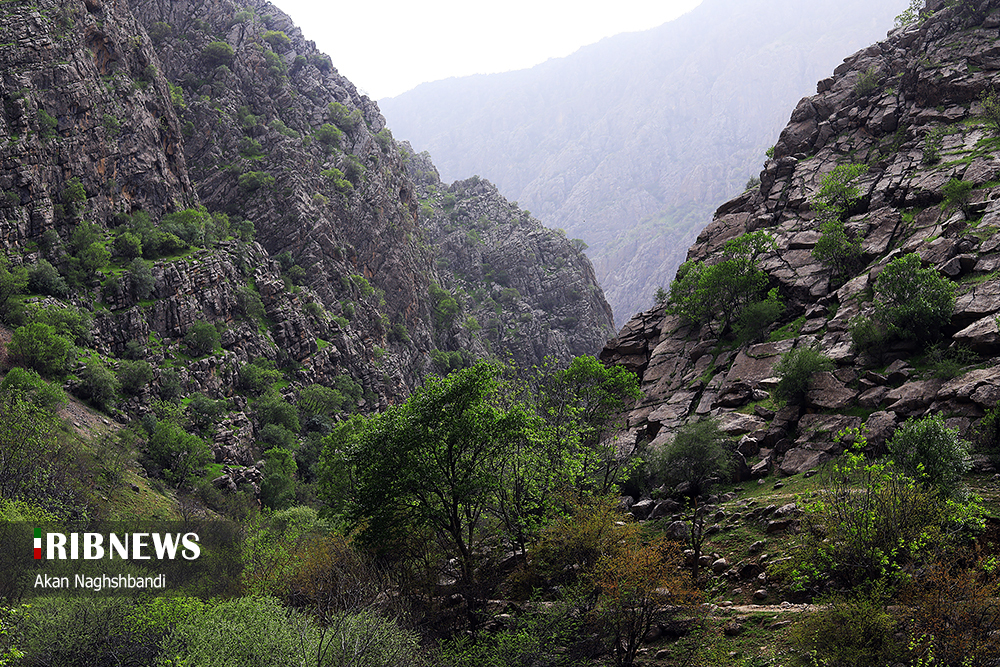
<box><xmin>381</xmin><ymin>0</ymin><xmax>910</xmax><ymax>324</ymax></box>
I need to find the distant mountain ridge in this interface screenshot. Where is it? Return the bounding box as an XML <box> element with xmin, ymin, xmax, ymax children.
<box><xmin>381</xmin><ymin>0</ymin><xmax>909</xmax><ymax>324</ymax></box>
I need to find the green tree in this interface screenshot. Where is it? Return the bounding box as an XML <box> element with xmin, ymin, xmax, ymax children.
<box><xmin>981</xmin><ymin>85</ymin><xmax>1000</xmax><ymax>135</ymax></box>
<box><xmin>146</xmin><ymin>421</ymin><xmax>212</xmax><ymax>487</ymax></box>
<box><xmin>184</xmin><ymin>319</ymin><xmax>220</xmax><ymax>356</ymax></box>
<box><xmin>666</xmin><ymin>231</ymin><xmax>775</xmax><ymax>334</ymax></box>
<box><xmin>772</xmin><ymin>345</ymin><xmax>835</xmax><ymax>404</ymax></box>
<box><xmin>888</xmin><ymin>413</ymin><xmax>971</xmax><ymax>494</ymax></box>
<box><xmin>0</xmin><ymin>256</ymin><xmax>27</xmax><ymax>323</ymax></box>
<box><xmin>128</xmin><ymin>258</ymin><xmax>155</xmax><ymax>300</ymax></box>
<box><xmin>873</xmin><ymin>252</ymin><xmax>955</xmax><ymax>342</ymax></box>
<box><xmin>811</xmin><ymin>163</ymin><xmax>868</xmax><ymax>277</ymax></box>
<box><xmin>652</xmin><ymin>418</ymin><xmax>734</xmax><ymax>498</ymax></box>
<box><xmin>942</xmin><ymin>177</ymin><xmax>975</xmax><ymax>218</ymax></box>
<box><xmin>202</xmin><ymin>40</ymin><xmax>234</xmax><ymax>67</ymax></box>
<box><xmin>328</xmin><ymin>361</ymin><xmax>524</xmax><ymax>593</ymax></box>
<box><xmin>77</xmin><ymin>357</ymin><xmax>119</xmax><ymax>410</ymax></box>
<box><xmin>117</xmin><ymin>359</ymin><xmax>154</xmax><ymax>397</ymax></box>
<box><xmin>8</xmin><ymin>322</ymin><xmax>75</xmax><ymax>376</ymax></box>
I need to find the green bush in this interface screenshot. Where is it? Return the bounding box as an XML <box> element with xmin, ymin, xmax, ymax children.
<box><xmin>202</xmin><ymin>40</ymin><xmax>234</xmax><ymax>67</ymax></box>
<box><xmin>113</xmin><ymin>231</ymin><xmax>143</xmax><ymax>259</ymax></box>
<box><xmin>27</xmin><ymin>259</ymin><xmax>69</xmax><ymax>297</ymax></box>
<box><xmin>117</xmin><ymin>359</ymin><xmax>154</xmax><ymax>396</ymax></box>
<box><xmin>238</xmin><ymin>358</ymin><xmax>282</xmax><ymax>396</ymax></box>
<box><xmin>262</xmin><ymin>29</ymin><xmax>290</xmax><ymax>50</ymax></box>
<box><xmin>942</xmin><ymin>177</ymin><xmax>975</xmax><ymax>218</ymax></box>
<box><xmin>653</xmin><ymin>417</ymin><xmax>734</xmax><ymax>497</ymax></box>
<box><xmin>733</xmin><ymin>287</ymin><xmax>784</xmax><ymax>344</ymax></box>
<box><xmin>666</xmin><ymin>231</ymin><xmax>774</xmax><ymax>334</ymax></box>
<box><xmin>888</xmin><ymin>413</ymin><xmax>971</xmax><ymax>494</ymax></box>
<box><xmin>8</xmin><ymin>322</ymin><xmax>75</xmax><ymax>376</ymax></box>
<box><xmin>772</xmin><ymin>345</ymin><xmax>833</xmax><ymax>404</ymax></box>
<box><xmin>316</xmin><ymin>123</ymin><xmax>342</xmax><ymax>149</ymax></box>
<box><xmin>184</xmin><ymin>319</ymin><xmax>220</xmax><ymax>356</ymax></box>
<box><xmin>328</xmin><ymin>101</ymin><xmax>363</xmax><ymax>131</ymax></box>
<box><xmin>0</xmin><ymin>366</ymin><xmax>66</xmax><ymax>410</ymax></box>
<box><xmin>873</xmin><ymin>253</ymin><xmax>955</xmax><ymax>342</ymax></box>
<box><xmin>145</xmin><ymin>421</ymin><xmax>212</xmax><ymax>487</ymax></box>
<box><xmin>235</xmin><ymin>285</ymin><xmax>265</xmax><ymax>321</ymax></box>
<box><xmin>981</xmin><ymin>85</ymin><xmax>1000</xmax><ymax>135</ymax></box>
<box><xmin>253</xmin><ymin>394</ymin><xmax>301</xmax><ymax>433</ymax></box>
<box><xmin>128</xmin><ymin>258</ymin><xmax>155</xmax><ymax>300</ymax></box>
<box><xmin>238</xmin><ymin>171</ymin><xmax>275</xmax><ymax>192</ymax></box>
<box><xmin>853</xmin><ymin>66</ymin><xmax>880</xmax><ymax>97</ymax></box>
<box><xmin>789</xmin><ymin>588</ymin><xmax>904</xmax><ymax>667</ymax></box>
<box><xmin>429</xmin><ymin>282</ymin><xmax>459</xmax><ymax>329</ymax></box>
<box><xmin>77</xmin><ymin>356</ymin><xmax>119</xmax><ymax>410</ymax></box>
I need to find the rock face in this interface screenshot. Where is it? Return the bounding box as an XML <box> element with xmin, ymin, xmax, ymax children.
<box><xmin>0</xmin><ymin>0</ymin><xmax>614</xmax><ymax>415</ymax></box>
<box><xmin>603</xmin><ymin>0</ymin><xmax>1000</xmax><ymax>477</ymax></box>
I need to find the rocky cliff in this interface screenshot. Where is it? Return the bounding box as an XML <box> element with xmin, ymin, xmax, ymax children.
<box><xmin>0</xmin><ymin>0</ymin><xmax>613</xmax><ymax>454</ymax></box>
<box><xmin>602</xmin><ymin>0</ymin><xmax>1000</xmax><ymax>478</ymax></box>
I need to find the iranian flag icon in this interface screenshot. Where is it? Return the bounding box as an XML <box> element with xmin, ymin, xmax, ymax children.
<box><xmin>34</xmin><ymin>528</ymin><xmax>41</xmax><ymax>559</ymax></box>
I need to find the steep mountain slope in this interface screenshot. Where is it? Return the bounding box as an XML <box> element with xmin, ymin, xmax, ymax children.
<box><xmin>602</xmin><ymin>0</ymin><xmax>1000</xmax><ymax>478</ymax></box>
<box><xmin>380</xmin><ymin>0</ymin><xmax>909</xmax><ymax>324</ymax></box>
<box><xmin>0</xmin><ymin>0</ymin><xmax>613</xmax><ymax>459</ymax></box>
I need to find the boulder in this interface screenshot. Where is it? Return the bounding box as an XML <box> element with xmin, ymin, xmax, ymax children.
<box><xmin>779</xmin><ymin>447</ymin><xmax>831</xmax><ymax>476</ymax></box>
<box><xmin>806</xmin><ymin>372</ymin><xmax>858</xmax><ymax>409</ymax></box>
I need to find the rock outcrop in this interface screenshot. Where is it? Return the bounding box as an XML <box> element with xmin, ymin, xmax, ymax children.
<box><xmin>603</xmin><ymin>0</ymin><xmax>1000</xmax><ymax>477</ymax></box>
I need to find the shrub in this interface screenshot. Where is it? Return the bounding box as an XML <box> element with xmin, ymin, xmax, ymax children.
<box><xmin>812</xmin><ymin>163</ymin><xmax>868</xmax><ymax>220</ymax></box>
<box><xmin>849</xmin><ymin>314</ymin><xmax>888</xmax><ymax>360</ymax></box>
<box><xmin>733</xmin><ymin>287</ymin><xmax>784</xmax><ymax>344</ymax></box>
<box><xmin>980</xmin><ymin>85</ymin><xmax>1000</xmax><ymax>136</ymax></box>
<box><xmin>117</xmin><ymin>359</ymin><xmax>154</xmax><ymax>397</ymax></box>
<box><xmin>0</xmin><ymin>366</ymin><xmax>66</xmax><ymax>410</ymax></box>
<box><xmin>812</xmin><ymin>218</ymin><xmax>863</xmax><ymax>277</ymax></box>
<box><xmin>27</xmin><ymin>259</ymin><xmax>69</xmax><ymax>297</ymax></box>
<box><xmin>145</xmin><ymin>421</ymin><xmax>212</xmax><ymax>487</ymax></box>
<box><xmin>128</xmin><ymin>258</ymin><xmax>155</xmax><ymax>300</ymax></box>
<box><xmin>853</xmin><ymin>66</ymin><xmax>880</xmax><ymax>97</ymax></box>
<box><xmin>202</xmin><ymin>40</ymin><xmax>234</xmax><ymax>67</ymax></box>
<box><xmin>873</xmin><ymin>253</ymin><xmax>955</xmax><ymax>342</ymax></box>
<box><xmin>922</xmin><ymin>127</ymin><xmax>944</xmax><ymax>165</ymax></box>
<box><xmin>328</xmin><ymin>101</ymin><xmax>362</xmax><ymax>131</ymax></box>
<box><xmin>113</xmin><ymin>231</ymin><xmax>143</xmax><ymax>259</ymax></box>
<box><xmin>429</xmin><ymin>282</ymin><xmax>459</xmax><ymax>329</ymax></box>
<box><xmin>888</xmin><ymin>414</ymin><xmax>971</xmax><ymax>494</ymax></box>
<box><xmin>76</xmin><ymin>357</ymin><xmax>119</xmax><ymax>410</ymax></box>
<box><xmin>238</xmin><ymin>358</ymin><xmax>282</xmax><ymax>396</ymax></box>
<box><xmin>789</xmin><ymin>587</ymin><xmax>904</xmax><ymax>667</ymax></box>
<box><xmin>253</xmin><ymin>393</ymin><xmax>301</xmax><ymax>433</ymax></box>
<box><xmin>652</xmin><ymin>418</ymin><xmax>734</xmax><ymax>498</ymax></box>
<box><xmin>771</xmin><ymin>345</ymin><xmax>833</xmax><ymax>404</ymax></box>
<box><xmin>315</xmin><ymin>123</ymin><xmax>342</xmax><ymax>148</ymax></box>
<box><xmin>61</xmin><ymin>177</ymin><xmax>87</xmax><ymax>209</ymax></box>
<box><xmin>184</xmin><ymin>319</ymin><xmax>219</xmax><ymax>356</ymax></box>
<box><xmin>8</xmin><ymin>322</ymin><xmax>75</xmax><ymax>376</ymax></box>
<box><xmin>235</xmin><ymin>285</ymin><xmax>265</xmax><ymax>321</ymax></box>
<box><xmin>942</xmin><ymin>177</ymin><xmax>975</xmax><ymax>218</ymax></box>
<box><xmin>666</xmin><ymin>231</ymin><xmax>774</xmax><ymax>334</ymax></box>
<box><xmin>262</xmin><ymin>29</ymin><xmax>290</xmax><ymax>50</ymax></box>
<box><xmin>237</xmin><ymin>171</ymin><xmax>275</xmax><ymax>192</ymax></box>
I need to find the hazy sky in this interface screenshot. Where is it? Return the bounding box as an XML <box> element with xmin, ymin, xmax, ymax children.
<box><xmin>275</xmin><ymin>0</ymin><xmax>705</xmax><ymax>99</ymax></box>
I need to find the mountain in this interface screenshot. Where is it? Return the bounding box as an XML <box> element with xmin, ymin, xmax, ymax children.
<box><xmin>380</xmin><ymin>0</ymin><xmax>910</xmax><ymax>324</ymax></box>
<box><xmin>0</xmin><ymin>0</ymin><xmax>613</xmax><ymax>457</ymax></box>
<box><xmin>602</xmin><ymin>0</ymin><xmax>1000</xmax><ymax>480</ymax></box>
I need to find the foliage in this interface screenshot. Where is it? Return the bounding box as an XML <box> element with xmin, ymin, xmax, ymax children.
<box><xmin>942</xmin><ymin>177</ymin><xmax>975</xmax><ymax>218</ymax></box>
<box><xmin>666</xmin><ymin>231</ymin><xmax>775</xmax><ymax>334</ymax></box>
<box><xmin>0</xmin><ymin>366</ymin><xmax>66</xmax><ymax>410</ymax></box>
<box><xmin>595</xmin><ymin>536</ymin><xmax>698</xmax><ymax>667</ymax></box>
<box><xmin>117</xmin><ymin>359</ymin><xmax>154</xmax><ymax>397</ymax></box>
<box><xmin>202</xmin><ymin>40</ymin><xmax>234</xmax><ymax>67</ymax></box>
<box><xmin>812</xmin><ymin>163</ymin><xmax>868</xmax><ymax>220</ymax></box>
<box><xmin>812</xmin><ymin>219</ymin><xmax>863</xmax><ymax>277</ymax></box>
<box><xmin>922</xmin><ymin>127</ymin><xmax>944</xmax><ymax>165</ymax></box>
<box><xmin>980</xmin><ymin>85</ymin><xmax>1000</xmax><ymax>136</ymax></box>
<box><xmin>652</xmin><ymin>418</ymin><xmax>734</xmax><ymax>498</ymax></box>
<box><xmin>895</xmin><ymin>0</ymin><xmax>928</xmax><ymax>27</ymax></box>
<box><xmin>848</xmin><ymin>314</ymin><xmax>888</xmax><ymax>361</ymax></box>
<box><xmin>27</xmin><ymin>259</ymin><xmax>69</xmax><ymax>297</ymax></box>
<box><xmin>902</xmin><ymin>552</ymin><xmax>1000</xmax><ymax>667</ymax></box>
<box><xmin>793</xmin><ymin>448</ymin><xmax>942</xmax><ymax>589</ymax></box>
<box><xmin>733</xmin><ymin>286</ymin><xmax>784</xmax><ymax>344</ymax></box>
<box><xmin>184</xmin><ymin>319</ymin><xmax>219</xmax><ymax>357</ymax></box>
<box><xmin>322</xmin><ymin>167</ymin><xmax>353</xmax><ymax>195</ymax></box>
<box><xmin>328</xmin><ymin>101</ymin><xmax>363</xmax><ymax>131</ymax></box>
<box><xmin>0</xmin><ymin>392</ymin><xmax>60</xmax><ymax>501</ymax></box>
<box><xmin>0</xmin><ymin>257</ymin><xmax>27</xmax><ymax>323</ymax></box>
<box><xmin>327</xmin><ymin>361</ymin><xmax>525</xmax><ymax>590</ymax></box>
<box><xmin>237</xmin><ymin>170</ymin><xmax>275</xmax><ymax>192</ymax></box>
<box><xmin>253</xmin><ymin>393</ymin><xmax>301</xmax><ymax>433</ymax></box>
<box><xmin>76</xmin><ymin>356</ymin><xmax>119</xmax><ymax>410</ymax></box>
<box><xmin>790</xmin><ymin>586</ymin><xmax>904</xmax><ymax>667</ymax></box>
<box><xmin>428</xmin><ymin>282</ymin><xmax>460</xmax><ymax>329</ymax></box>
<box><xmin>238</xmin><ymin>357</ymin><xmax>282</xmax><ymax>396</ymax></box>
<box><xmin>771</xmin><ymin>345</ymin><xmax>834</xmax><ymax>404</ymax></box>
<box><xmin>8</xmin><ymin>322</ymin><xmax>75</xmax><ymax>376</ymax></box>
<box><xmin>260</xmin><ymin>447</ymin><xmax>297</xmax><ymax>510</ymax></box>
<box><xmin>113</xmin><ymin>231</ymin><xmax>143</xmax><ymax>259</ymax></box>
<box><xmin>653</xmin><ymin>285</ymin><xmax>668</xmax><ymax>306</ymax></box>
<box><xmin>145</xmin><ymin>421</ymin><xmax>212</xmax><ymax>488</ymax></box>
<box><xmin>872</xmin><ymin>252</ymin><xmax>955</xmax><ymax>342</ymax></box>
<box><xmin>128</xmin><ymin>258</ymin><xmax>155</xmax><ymax>300</ymax></box>
<box><xmin>262</xmin><ymin>29</ymin><xmax>290</xmax><ymax>50</ymax></box>
<box><xmin>887</xmin><ymin>413</ymin><xmax>971</xmax><ymax>494</ymax></box>
<box><xmin>315</xmin><ymin>123</ymin><xmax>343</xmax><ymax>148</ymax></box>
<box><xmin>235</xmin><ymin>285</ymin><xmax>265</xmax><ymax>322</ymax></box>
<box><xmin>853</xmin><ymin>66</ymin><xmax>880</xmax><ymax>97</ymax></box>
